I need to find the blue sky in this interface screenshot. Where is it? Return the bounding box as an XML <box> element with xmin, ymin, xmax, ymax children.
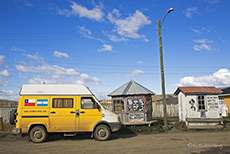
<box><xmin>0</xmin><ymin>0</ymin><xmax>230</xmax><ymax>100</ymax></box>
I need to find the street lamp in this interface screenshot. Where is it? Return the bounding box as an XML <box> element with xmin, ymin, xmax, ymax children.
<box><xmin>157</xmin><ymin>8</ymin><xmax>174</xmax><ymax>130</ymax></box>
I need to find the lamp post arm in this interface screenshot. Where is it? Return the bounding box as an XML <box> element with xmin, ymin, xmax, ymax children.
<box><xmin>161</xmin><ymin>13</ymin><xmax>169</xmax><ymax>26</ymax></box>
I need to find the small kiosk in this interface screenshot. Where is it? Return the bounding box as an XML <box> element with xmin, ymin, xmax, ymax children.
<box><xmin>108</xmin><ymin>80</ymin><xmax>155</xmax><ymax>125</ymax></box>
<box><xmin>174</xmin><ymin>86</ymin><xmax>223</xmax><ymax>129</ymax></box>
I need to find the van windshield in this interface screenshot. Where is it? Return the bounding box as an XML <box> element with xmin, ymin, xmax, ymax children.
<box><xmin>93</xmin><ymin>95</ymin><xmax>105</xmax><ymax>109</ymax></box>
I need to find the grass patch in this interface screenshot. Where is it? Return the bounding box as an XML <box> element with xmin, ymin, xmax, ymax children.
<box><xmin>0</xmin><ymin>123</ymin><xmax>14</xmax><ymax>138</ymax></box>
<box><xmin>0</xmin><ymin>131</ymin><xmax>11</xmax><ymax>138</ymax></box>
<box><xmin>2</xmin><ymin>123</ymin><xmax>14</xmax><ymax>131</ymax></box>
<box><xmin>117</xmin><ymin>125</ymin><xmax>165</xmax><ymax>134</ymax></box>
<box><xmin>223</xmin><ymin>116</ymin><xmax>230</xmax><ymax>129</ymax></box>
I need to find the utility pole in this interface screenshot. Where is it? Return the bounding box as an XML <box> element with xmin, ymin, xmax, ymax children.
<box><xmin>157</xmin><ymin>8</ymin><xmax>174</xmax><ymax>130</ymax></box>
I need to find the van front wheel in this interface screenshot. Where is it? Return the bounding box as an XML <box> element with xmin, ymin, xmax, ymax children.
<box><xmin>94</xmin><ymin>124</ymin><xmax>111</xmax><ymax>141</ymax></box>
<box><xmin>29</xmin><ymin>126</ymin><xmax>47</xmax><ymax>143</ymax></box>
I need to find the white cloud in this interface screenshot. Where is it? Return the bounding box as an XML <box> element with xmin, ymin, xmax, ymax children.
<box><xmin>0</xmin><ymin>90</ymin><xmax>18</xmax><ymax>100</ymax></box>
<box><xmin>16</xmin><ymin>65</ymin><xmax>80</xmax><ymax>76</ymax></box>
<box><xmin>15</xmin><ymin>64</ymin><xmax>101</xmax><ymax>85</ymax></box>
<box><xmin>107</xmin><ymin>9</ymin><xmax>151</xmax><ymax>39</ymax></box>
<box><xmin>184</xmin><ymin>7</ymin><xmax>199</xmax><ymax>18</ymax></box>
<box><xmin>58</xmin><ymin>2</ymin><xmax>104</xmax><ymax>21</ymax></box>
<box><xmin>0</xmin><ymin>70</ymin><xmax>10</xmax><ymax>77</ymax></box>
<box><xmin>0</xmin><ymin>55</ymin><xmax>5</xmax><ymax>67</ymax></box>
<box><xmin>77</xmin><ymin>26</ymin><xmax>104</xmax><ymax>42</ymax></box>
<box><xmin>11</xmin><ymin>47</ymin><xmax>26</xmax><ymax>52</ymax></box>
<box><xmin>53</xmin><ymin>50</ymin><xmax>70</xmax><ymax>58</ymax></box>
<box><xmin>205</xmin><ymin>0</ymin><xmax>220</xmax><ymax>4</ymax></box>
<box><xmin>128</xmin><ymin>69</ymin><xmax>144</xmax><ymax>76</ymax></box>
<box><xmin>23</xmin><ymin>54</ymin><xmax>43</xmax><ymax>60</ymax></box>
<box><xmin>190</xmin><ymin>27</ymin><xmax>211</xmax><ymax>35</ymax></box>
<box><xmin>23</xmin><ymin>0</ymin><xmax>33</xmax><ymax>7</ymax></box>
<box><xmin>176</xmin><ymin>69</ymin><xmax>230</xmax><ymax>87</ymax></box>
<box><xmin>193</xmin><ymin>39</ymin><xmax>213</xmax><ymax>51</ymax></box>
<box><xmin>137</xmin><ymin>61</ymin><xmax>144</xmax><ymax>64</ymax></box>
<box><xmin>108</xmin><ymin>34</ymin><xmax>128</xmax><ymax>42</ymax></box>
<box><xmin>98</xmin><ymin>44</ymin><xmax>113</xmax><ymax>52</ymax></box>
<box><xmin>190</xmin><ymin>28</ymin><xmax>202</xmax><ymax>34</ymax></box>
<box><xmin>78</xmin><ymin>26</ymin><xmax>92</xmax><ymax>35</ymax></box>
<box><xmin>0</xmin><ymin>77</ymin><xmax>8</xmax><ymax>87</ymax></box>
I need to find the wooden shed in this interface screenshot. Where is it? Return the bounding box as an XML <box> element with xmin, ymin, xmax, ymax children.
<box><xmin>108</xmin><ymin>80</ymin><xmax>155</xmax><ymax>125</ymax></box>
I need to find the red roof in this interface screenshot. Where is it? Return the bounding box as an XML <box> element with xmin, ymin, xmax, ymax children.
<box><xmin>174</xmin><ymin>87</ymin><xmax>222</xmax><ymax>95</ymax></box>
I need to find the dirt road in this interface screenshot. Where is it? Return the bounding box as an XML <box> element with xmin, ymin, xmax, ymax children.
<box><xmin>0</xmin><ymin>131</ymin><xmax>229</xmax><ymax>154</ymax></box>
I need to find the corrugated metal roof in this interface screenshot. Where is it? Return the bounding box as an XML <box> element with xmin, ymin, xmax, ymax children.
<box><xmin>20</xmin><ymin>84</ymin><xmax>92</xmax><ymax>95</ymax></box>
<box><xmin>174</xmin><ymin>86</ymin><xmax>222</xmax><ymax>95</ymax></box>
<box><xmin>217</xmin><ymin>87</ymin><xmax>230</xmax><ymax>94</ymax></box>
<box><xmin>108</xmin><ymin>80</ymin><xmax>155</xmax><ymax>96</ymax></box>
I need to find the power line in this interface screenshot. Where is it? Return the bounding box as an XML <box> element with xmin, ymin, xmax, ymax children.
<box><xmin>0</xmin><ymin>26</ymin><xmax>153</xmax><ymax>36</ymax></box>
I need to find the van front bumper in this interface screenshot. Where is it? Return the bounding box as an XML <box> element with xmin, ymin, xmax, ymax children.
<box><xmin>109</xmin><ymin>122</ymin><xmax>121</xmax><ymax>132</ymax></box>
<box><xmin>12</xmin><ymin>127</ymin><xmax>21</xmax><ymax>135</ymax></box>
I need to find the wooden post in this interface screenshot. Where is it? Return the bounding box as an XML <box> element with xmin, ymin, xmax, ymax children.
<box><xmin>158</xmin><ymin>19</ymin><xmax>168</xmax><ymax>130</ymax></box>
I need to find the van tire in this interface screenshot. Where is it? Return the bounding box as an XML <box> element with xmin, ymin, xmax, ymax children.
<box><xmin>29</xmin><ymin>126</ymin><xmax>47</xmax><ymax>143</ymax></box>
<box><xmin>9</xmin><ymin>109</ymin><xmax>17</xmax><ymax>125</ymax></box>
<box><xmin>94</xmin><ymin>124</ymin><xmax>111</xmax><ymax>141</ymax></box>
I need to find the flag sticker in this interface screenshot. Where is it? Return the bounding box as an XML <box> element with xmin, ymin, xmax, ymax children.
<box><xmin>25</xmin><ymin>99</ymin><xmax>36</xmax><ymax>106</ymax></box>
<box><xmin>37</xmin><ymin>99</ymin><xmax>48</xmax><ymax>106</ymax></box>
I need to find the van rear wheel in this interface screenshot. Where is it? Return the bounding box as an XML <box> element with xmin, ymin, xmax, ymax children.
<box><xmin>29</xmin><ymin>126</ymin><xmax>47</xmax><ymax>143</ymax></box>
<box><xmin>94</xmin><ymin>124</ymin><xmax>111</xmax><ymax>141</ymax></box>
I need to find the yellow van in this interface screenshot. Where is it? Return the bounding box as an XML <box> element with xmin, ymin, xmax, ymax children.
<box><xmin>11</xmin><ymin>84</ymin><xmax>120</xmax><ymax>142</ymax></box>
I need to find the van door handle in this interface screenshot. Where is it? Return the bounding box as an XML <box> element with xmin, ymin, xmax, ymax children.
<box><xmin>70</xmin><ymin>111</ymin><xmax>75</xmax><ymax>114</ymax></box>
<box><xmin>80</xmin><ymin>111</ymin><xmax>85</xmax><ymax>114</ymax></box>
<box><xmin>50</xmin><ymin>111</ymin><xmax>56</xmax><ymax>114</ymax></box>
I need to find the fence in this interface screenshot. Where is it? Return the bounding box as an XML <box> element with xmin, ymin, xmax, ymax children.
<box><xmin>0</xmin><ymin>100</ymin><xmax>18</xmax><ymax>123</ymax></box>
<box><xmin>152</xmin><ymin>104</ymin><xmax>178</xmax><ymax>117</ymax></box>
<box><xmin>0</xmin><ymin>108</ymin><xmax>16</xmax><ymax>123</ymax></box>
<box><xmin>101</xmin><ymin>103</ymin><xmax>179</xmax><ymax>117</ymax></box>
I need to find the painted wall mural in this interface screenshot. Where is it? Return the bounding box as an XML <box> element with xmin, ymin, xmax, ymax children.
<box><xmin>128</xmin><ymin>99</ymin><xmax>145</xmax><ymax>112</ymax></box>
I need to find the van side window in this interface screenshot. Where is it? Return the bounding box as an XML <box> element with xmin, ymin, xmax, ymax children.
<box><xmin>81</xmin><ymin>97</ymin><xmax>97</xmax><ymax>109</ymax></box>
<box><xmin>52</xmin><ymin>98</ymin><xmax>73</xmax><ymax>108</ymax></box>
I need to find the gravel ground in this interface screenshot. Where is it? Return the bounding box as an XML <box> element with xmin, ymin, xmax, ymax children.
<box><xmin>0</xmin><ymin>131</ymin><xmax>229</xmax><ymax>154</ymax></box>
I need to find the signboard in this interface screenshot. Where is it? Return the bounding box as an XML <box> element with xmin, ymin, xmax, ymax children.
<box><xmin>207</xmin><ymin>96</ymin><xmax>219</xmax><ymax>110</ymax></box>
<box><xmin>129</xmin><ymin>113</ymin><xmax>144</xmax><ymax>123</ymax></box>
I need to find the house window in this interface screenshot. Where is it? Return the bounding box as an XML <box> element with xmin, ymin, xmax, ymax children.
<box><xmin>81</xmin><ymin>97</ymin><xmax>98</xmax><ymax>109</ymax></box>
<box><xmin>52</xmin><ymin>98</ymin><xmax>73</xmax><ymax>108</ymax></box>
<box><xmin>219</xmin><ymin>97</ymin><xmax>225</xmax><ymax>105</ymax></box>
<box><xmin>198</xmin><ymin>95</ymin><xmax>205</xmax><ymax>110</ymax></box>
<box><xmin>113</xmin><ymin>99</ymin><xmax>124</xmax><ymax>112</ymax></box>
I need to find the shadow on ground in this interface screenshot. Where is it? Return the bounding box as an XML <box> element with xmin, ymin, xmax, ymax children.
<box><xmin>46</xmin><ymin>129</ymin><xmax>137</xmax><ymax>142</ymax></box>
<box><xmin>45</xmin><ymin>127</ymin><xmax>137</xmax><ymax>142</ymax></box>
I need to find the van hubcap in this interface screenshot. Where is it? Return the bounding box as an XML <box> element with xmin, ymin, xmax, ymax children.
<box><xmin>98</xmin><ymin>129</ymin><xmax>106</xmax><ymax>137</ymax></box>
<box><xmin>34</xmin><ymin>131</ymin><xmax>42</xmax><ymax>139</ymax></box>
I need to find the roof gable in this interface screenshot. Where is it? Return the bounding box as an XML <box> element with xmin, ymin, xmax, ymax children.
<box><xmin>108</xmin><ymin>80</ymin><xmax>155</xmax><ymax>96</ymax></box>
<box><xmin>174</xmin><ymin>86</ymin><xmax>222</xmax><ymax>96</ymax></box>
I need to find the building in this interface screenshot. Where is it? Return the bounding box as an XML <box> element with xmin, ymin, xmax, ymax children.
<box><xmin>174</xmin><ymin>87</ymin><xmax>223</xmax><ymax>129</ymax></box>
<box><xmin>108</xmin><ymin>80</ymin><xmax>155</xmax><ymax>125</ymax></box>
<box><xmin>218</xmin><ymin>87</ymin><xmax>230</xmax><ymax>116</ymax></box>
